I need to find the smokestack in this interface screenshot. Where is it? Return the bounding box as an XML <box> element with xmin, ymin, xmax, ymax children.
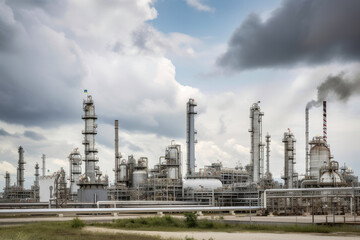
<box><xmin>186</xmin><ymin>98</ymin><xmax>197</xmax><ymax>177</ymax></box>
<box><xmin>17</xmin><ymin>146</ymin><xmax>25</xmax><ymax>188</ymax></box>
<box><xmin>5</xmin><ymin>171</ymin><xmax>10</xmax><ymax>189</ymax></box>
<box><xmin>42</xmin><ymin>154</ymin><xmax>46</xmax><ymax>176</ymax></box>
<box><xmin>34</xmin><ymin>163</ymin><xmax>39</xmax><ymax>187</ymax></box>
<box><xmin>114</xmin><ymin>120</ymin><xmax>121</xmax><ymax>184</ymax></box>
<box><xmin>305</xmin><ymin>108</ymin><xmax>309</xmax><ymax>176</ymax></box>
<box><xmin>323</xmin><ymin>101</ymin><xmax>327</xmax><ymax>142</ymax></box>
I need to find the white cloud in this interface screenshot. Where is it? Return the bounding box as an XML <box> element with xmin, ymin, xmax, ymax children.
<box><xmin>0</xmin><ymin>161</ymin><xmax>16</xmax><ymax>174</ymax></box>
<box><xmin>186</xmin><ymin>0</ymin><xmax>214</xmax><ymax>12</ymax></box>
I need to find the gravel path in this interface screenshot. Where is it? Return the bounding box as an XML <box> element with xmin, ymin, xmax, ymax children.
<box><xmin>83</xmin><ymin>226</ymin><xmax>359</xmax><ymax>240</ymax></box>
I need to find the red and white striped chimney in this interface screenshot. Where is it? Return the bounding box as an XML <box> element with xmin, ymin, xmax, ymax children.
<box><xmin>323</xmin><ymin>101</ymin><xmax>327</xmax><ymax>142</ymax></box>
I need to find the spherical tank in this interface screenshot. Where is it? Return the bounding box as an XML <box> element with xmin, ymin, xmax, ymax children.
<box><xmin>132</xmin><ymin>170</ymin><xmax>147</xmax><ymax>188</ymax></box>
<box><xmin>310</xmin><ymin>144</ymin><xmax>330</xmax><ymax>179</ymax></box>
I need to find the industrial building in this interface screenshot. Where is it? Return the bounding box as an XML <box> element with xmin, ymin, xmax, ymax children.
<box><xmin>1</xmin><ymin>95</ymin><xmax>359</xmax><ymax>216</ymax></box>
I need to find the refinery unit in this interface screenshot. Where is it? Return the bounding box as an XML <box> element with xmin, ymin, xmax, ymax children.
<box><xmin>1</xmin><ymin>95</ymin><xmax>360</xmax><ymax>216</ymax></box>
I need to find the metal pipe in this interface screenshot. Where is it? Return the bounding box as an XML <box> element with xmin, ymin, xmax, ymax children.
<box><xmin>0</xmin><ymin>206</ymin><xmax>262</xmax><ymax>215</ymax></box>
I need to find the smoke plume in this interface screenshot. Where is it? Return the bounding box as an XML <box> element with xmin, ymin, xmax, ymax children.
<box><xmin>306</xmin><ymin>72</ymin><xmax>360</xmax><ymax>109</ymax></box>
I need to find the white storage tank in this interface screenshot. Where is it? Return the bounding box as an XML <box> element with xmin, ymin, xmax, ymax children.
<box><xmin>183</xmin><ymin>178</ymin><xmax>222</xmax><ymax>190</ymax></box>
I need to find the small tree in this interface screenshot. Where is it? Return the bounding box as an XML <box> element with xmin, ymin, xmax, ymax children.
<box><xmin>184</xmin><ymin>212</ymin><xmax>198</xmax><ymax>228</ymax></box>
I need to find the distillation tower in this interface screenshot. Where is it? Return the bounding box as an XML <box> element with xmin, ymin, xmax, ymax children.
<box><xmin>77</xmin><ymin>95</ymin><xmax>108</xmax><ymax>202</ymax></box>
<box><xmin>249</xmin><ymin>102</ymin><xmax>264</xmax><ymax>183</ymax></box>
<box><xmin>69</xmin><ymin>148</ymin><xmax>82</xmax><ymax>200</ymax></box>
<box><xmin>282</xmin><ymin>130</ymin><xmax>297</xmax><ymax>188</ymax></box>
<box><xmin>41</xmin><ymin>154</ymin><xmax>46</xmax><ymax>176</ymax></box>
<box><xmin>265</xmin><ymin>133</ymin><xmax>271</xmax><ymax>179</ymax></box>
<box><xmin>34</xmin><ymin>163</ymin><xmax>39</xmax><ymax>187</ymax></box>
<box><xmin>17</xmin><ymin>146</ymin><xmax>25</xmax><ymax>189</ymax></box>
<box><xmin>186</xmin><ymin>98</ymin><xmax>197</xmax><ymax>177</ymax></box>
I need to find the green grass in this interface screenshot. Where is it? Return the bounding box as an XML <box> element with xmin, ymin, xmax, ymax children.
<box><xmin>0</xmin><ymin>221</ymin><xmax>162</xmax><ymax>240</ymax></box>
<box><xmin>92</xmin><ymin>215</ymin><xmax>360</xmax><ymax>235</ymax></box>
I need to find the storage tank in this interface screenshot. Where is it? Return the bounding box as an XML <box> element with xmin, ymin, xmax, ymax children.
<box><xmin>183</xmin><ymin>178</ymin><xmax>222</xmax><ymax>190</ymax></box>
<box><xmin>132</xmin><ymin>170</ymin><xmax>147</xmax><ymax>188</ymax></box>
<box><xmin>119</xmin><ymin>160</ymin><xmax>127</xmax><ymax>182</ymax></box>
<box><xmin>309</xmin><ymin>136</ymin><xmax>330</xmax><ymax>179</ymax></box>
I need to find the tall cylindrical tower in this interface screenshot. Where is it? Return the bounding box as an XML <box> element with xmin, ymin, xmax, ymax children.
<box><xmin>17</xmin><ymin>146</ymin><xmax>25</xmax><ymax>188</ymax></box>
<box><xmin>42</xmin><ymin>154</ymin><xmax>46</xmax><ymax>176</ymax></box>
<box><xmin>282</xmin><ymin>130</ymin><xmax>296</xmax><ymax>189</ymax></box>
<box><xmin>186</xmin><ymin>98</ymin><xmax>197</xmax><ymax>177</ymax></box>
<box><xmin>309</xmin><ymin>136</ymin><xmax>330</xmax><ymax>179</ymax></box>
<box><xmin>114</xmin><ymin>120</ymin><xmax>122</xmax><ymax>184</ymax></box>
<box><xmin>5</xmin><ymin>171</ymin><xmax>10</xmax><ymax>189</ymax></box>
<box><xmin>82</xmin><ymin>95</ymin><xmax>100</xmax><ymax>182</ymax></box>
<box><xmin>323</xmin><ymin>101</ymin><xmax>327</xmax><ymax>143</ymax></box>
<box><xmin>34</xmin><ymin>163</ymin><xmax>39</xmax><ymax>187</ymax></box>
<box><xmin>69</xmin><ymin>148</ymin><xmax>82</xmax><ymax>195</ymax></box>
<box><xmin>249</xmin><ymin>102</ymin><xmax>264</xmax><ymax>183</ymax></box>
<box><xmin>305</xmin><ymin>108</ymin><xmax>309</xmax><ymax>176</ymax></box>
<box><xmin>265</xmin><ymin>133</ymin><xmax>271</xmax><ymax>178</ymax></box>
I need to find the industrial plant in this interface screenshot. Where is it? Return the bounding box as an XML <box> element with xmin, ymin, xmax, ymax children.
<box><xmin>1</xmin><ymin>95</ymin><xmax>359</xmax><ymax>216</ymax></box>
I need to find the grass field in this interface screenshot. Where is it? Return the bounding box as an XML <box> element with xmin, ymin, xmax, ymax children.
<box><xmin>92</xmin><ymin>215</ymin><xmax>360</xmax><ymax>234</ymax></box>
<box><xmin>0</xmin><ymin>220</ymin><xmax>161</xmax><ymax>240</ymax></box>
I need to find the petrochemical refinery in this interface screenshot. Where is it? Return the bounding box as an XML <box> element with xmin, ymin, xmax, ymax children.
<box><xmin>1</xmin><ymin>95</ymin><xmax>359</xmax><ymax>216</ymax></box>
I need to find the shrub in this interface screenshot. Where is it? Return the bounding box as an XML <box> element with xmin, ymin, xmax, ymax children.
<box><xmin>184</xmin><ymin>212</ymin><xmax>198</xmax><ymax>228</ymax></box>
<box><xmin>71</xmin><ymin>217</ymin><xmax>85</xmax><ymax>228</ymax></box>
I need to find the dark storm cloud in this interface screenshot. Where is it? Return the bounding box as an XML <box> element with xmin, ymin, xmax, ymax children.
<box><xmin>307</xmin><ymin>72</ymin><xmax>360</xmax><ymax>109</ymax></box>
<box><xmin>217</xmin><ymin>0</ymin><xmax>360</xmax><ymax>71</ymax></box>
<box><xmin>0</xmin><ymin>1</ymin><xmax>85</xmax><ymax>127</ymax></box>
<box><xmin>23</xmin><ymin>131</ymin><xmax>46</xmax><ymax>141</ymax></box>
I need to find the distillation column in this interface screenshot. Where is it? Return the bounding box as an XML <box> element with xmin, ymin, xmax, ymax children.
<box><xmin>69</xmin><ymin>148</ymin><xmax>82</xmax><ymax>198</ymax></box>
<box><xmin>186</xmin><ymin>98</ymin><xmax>197</xmax><ymax>177</ymax></box>
<box><xmin>114</xmin><ymin>120</ymin><xmax>122</xmax><ymax>184</ymax></box>
<box><xmin>82</xmin><ymin>95</ymin><xmax>101</xmax><ymax>182</ymax></box>
<box><xmin>5</xmin><ymin>172</ymin><xmax>10</xmax><ymax>189</ymax></box>
<box><xmin>265</xmin><ymin>133</ymin><xmax>271</xmax><ymax>178</ymax></box>
<box><xmin>78</xmin><ymin>95</ymin><xmax>108</xmax><ymax>203</ymax></box>
<box><xmin>42</xmin><ymin>154</ymin><xmax>46</xmax><ymax>176</ymax></box>
<box><xmin>323</xmin><ymin>101</ymin><xmax>327</xmax><ymax>143</ymax></box>
<box><xmin>34</xmin><ymin>163</ymin><xmax>39</xmax><ymax>187</ymax></box>
<box><xmin>249</xmin><ymin>102</ymin><xmax>264</xmax><ymax>183</ymax></box>
<box><xmin>17</xmin><ymin>146</ymin><xmax>25</xmax><ymax>188</ymax></box>
<box><xmin>282</xmin><ymin>130</ymin><xmax>296</xmax><ymax>188</ymax></box>
<box><xmin>305</xmin><ymin>108</ymin><xmax>309</xmax><ymax>176</ymax></box>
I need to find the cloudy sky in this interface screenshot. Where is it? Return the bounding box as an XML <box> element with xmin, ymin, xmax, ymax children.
<box><xmin>1</xmin><ymin>0</ymin><xmax>360</xmax><ymax>189</ymax></box>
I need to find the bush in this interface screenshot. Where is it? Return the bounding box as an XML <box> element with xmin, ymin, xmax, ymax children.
<box><xmin>184</xmin><ymin>212</ymin><xmax>198</xmax><ymax>228</ymax></box>
<box><xmin>71</xmin><ymin>217</ymin><xmax>85</xmax><ymax>228</ymax></box>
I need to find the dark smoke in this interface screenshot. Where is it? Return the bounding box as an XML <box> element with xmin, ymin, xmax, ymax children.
<box><xmin>306</xmin><ymin>72</ymin><xmax>360</xmax><ymax>109</ymax></box>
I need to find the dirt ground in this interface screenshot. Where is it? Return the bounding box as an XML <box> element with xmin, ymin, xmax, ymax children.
<box><xmin>83</xmin><ymin>226</ymin><xmax>360</xmax><ymax>240</ymax></box>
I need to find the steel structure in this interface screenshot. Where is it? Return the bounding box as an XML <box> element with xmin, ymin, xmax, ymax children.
<box><xmin>186</xmin><ymin>98</ymin><xmax>197</xmax><ymax>177</ymax></box>
<box><xmin>114</xmin><ymin>120</ymin><xmax>122</xmax><ymax>185</ymax></box>
<box><xmin>34</xmin><ymin>163</ymin><xmax>39</xmax><ymax>187</ymax></box>
<box><xmin>305</xmin><ymin>108</ymin><xmax>310</xmax><ymax>176</ymax></box>
<box><xmin>69</xmin><ymin>148</ymin><xmax>82</xmax><ymax>200</ymax></box>
<box><xmin>282</xmin><ymin>130</ymin><xmax>297</xmax><ymax>189</ymax></box>
<box><xmin>265</xmin><ymin>133</ymin><xmax>271</xmax><ymax>178</ymax></box>
<box><xmin>17</xmin><ymin>146</ymin><xmax>25</xmax><ymax>189</ymax></box>
<box><xmin>249</xmin><ymin>102</ymin><xmax>264</xmax><ymax>183</ymax></box>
